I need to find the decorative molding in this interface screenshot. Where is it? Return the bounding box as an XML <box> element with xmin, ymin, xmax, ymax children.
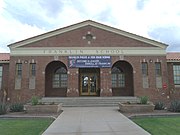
<box><xmin>10</xmin><ymin>47</ymin><xmax>166</xmax><ymax>56</ymax></box>
<box><xmin>0</xmin><ymin>61</ymin><xmax>9</xmax><ymax>63</ymax></box>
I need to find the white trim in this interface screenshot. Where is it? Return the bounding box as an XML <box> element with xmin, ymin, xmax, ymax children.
<box><xmin>8</xmin><ymin>20</ymin><xmax>168</xmax><ymax>49</ymax></box>
<box><xmin>10</xmin><ymin>47</ymin><xmax>166</xmax><ymax>56</ymax></box>
<box><xmin>0</xmin><ymin>61</ymin><xmax>9</xmax><ymax>64</ymax></box>
<box><xmin>175</xmin><ymin>85</ymin><xmax>180</xmax><ymax>88</ymax></box>
<box><xmin>167</xmin><ymin>60</ymin><xmax>180</xmax><ymax>63</ymax></box>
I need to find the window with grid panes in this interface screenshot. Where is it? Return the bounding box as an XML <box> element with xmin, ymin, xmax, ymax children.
<box><xmin>111</xmin><ymin>67</ymin><xmax>125</xmax><ymax>88</ymax></box>
<box><xmin>142</xmin><ymin>62</ymin><xmax>148</xmax><ymax>76</ymax></box>
<box><xmin>173</xmin><ymin>65</ymin><xmax>180</xmax><ymax>85</ymax></box>
<box><xmin>0</xmin><ymin>66</ymin><xmax>2</xmax><ymax>89</ymax></box>
<box><xmin>155</xmin><ymin>62</ymin><xmax>161</xmax><ymax>76</ymax></box>
<box><xmin>30</xmin><ymin>63</ymin><xmax>36</xmax><ymax>77</ymax></box>
<box><xmin>16</xmin><ymin>63</ymin><xmax>22</xmax><ymax>78</ymax></box>
<box><xmin>53</xmin><ymin>67</ymin><xmax>67</xmax><ymax>88</ymax></box>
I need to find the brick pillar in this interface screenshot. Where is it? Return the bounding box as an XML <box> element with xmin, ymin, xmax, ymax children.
<box><xmin>67</xmin><ymin>68</ymin><xmax>79</xmax><ymax>97</ymax></box>
<box><xmin>100</xmin><ymin>68</ymin><xmax>112</xmax><ymax>96</ymax></box>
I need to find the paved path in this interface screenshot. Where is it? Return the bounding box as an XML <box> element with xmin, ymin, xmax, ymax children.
<box><xmin>43</xmin><ymin>107</ymin><xmax>150</xmax><ymax>135</ymax></box>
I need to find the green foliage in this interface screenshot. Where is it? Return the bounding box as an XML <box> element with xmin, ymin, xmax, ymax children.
<box><xmin>169</xmin><ymin>100</ymin><xmax>180</xmax><ymax>112</ymax></box>
<box><xmin>0</xmin><ymin>118</ymin><xmax>54</xmax><ymax>135</ymax></box>
<box><xmin>31</xmin><ymin>96</ymin><xmax>39</xmax><ymax>106</ymax></box>
<box><xmin>9</xmin><ymin>103</ymin><xmax>24</xmax><ymax>112</ymax></box>
<box><xmin>0</xmin><ymin>103</ymin><xmax>7</xmax><ymax>115</ymax></box>
<box><xmin>140</xmin><ymin>96</ymin><xmax>149</xmax><ymax>104</ymax></box>
<box><xmin>154</xmin><ymin>101</ymin><xmax>164</xmax><ymax>110</ymax></box>
<box><xmin>133</xmin><ymin>117</ymin><xmax>180</xmax><ymax>135</ymax></box>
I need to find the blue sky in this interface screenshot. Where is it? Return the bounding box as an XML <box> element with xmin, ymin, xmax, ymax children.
<box><xmin>0</xmin><ymin>0</ymin><xmax>180</xmax><ymax>52</ymax></box>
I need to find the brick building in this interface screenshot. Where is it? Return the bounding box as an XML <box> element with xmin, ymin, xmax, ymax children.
<box><xmin>0</xmin><ymin>20</ymin><xmax>179</xmax><ymax>104</ymax></box>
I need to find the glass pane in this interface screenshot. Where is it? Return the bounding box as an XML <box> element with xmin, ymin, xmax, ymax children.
<box><xmin>90</xmin><ymin>75</ymin><xmax>96</xmax><ymax>93</ymax></box>
<box><xmin>112</xmin><ymin>74</ymin><xmax>117</xmax><ymax>87</ymax></box>
<box><xmin>173</xmin><ymin>65</ymin><xmax>180</xmax><ymax>85</ymax></box>
<box><xmin>155</xmin><ymin>63</ymin><xmax>161</xmax><ymax>76</ymax></box>
<box><xmin>0</xmin><ymin>66</ymin><xmax>2</xmax><ymax>72</ymax></box>
<box><xmin>118</xmin><ymin>74</ymin><xmax>125</xmax><ymax>87</ymax></box>
<box><xmin>82</xmin><ymin>75</ymin><xmax>88</xmax><ymax>93</ymax></box>
<box><xmin>142</xmin><ymin>62</ymin><xmax>148</xmax><ymax>76</ymax></box>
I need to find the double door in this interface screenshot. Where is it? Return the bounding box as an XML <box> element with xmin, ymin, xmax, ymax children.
<box><xmin>80</xmin><ymin>73</ymin><xmax>98</xmax><ymax>96</ymax></box>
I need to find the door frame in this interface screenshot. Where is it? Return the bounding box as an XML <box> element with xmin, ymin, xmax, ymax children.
<box><xmin>79</xmin><ymin>68</ymin><xmax>100</xmax><ymax>96</ymax></box>
<box><xmin>80</xmin><ymin>73</ymin><xmax>98</xmax><ymax>96</ymax></box>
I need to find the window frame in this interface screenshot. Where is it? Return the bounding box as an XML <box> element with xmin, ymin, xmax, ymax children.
<box><xmin>141</xmin><ymin>62</ymin><xmax>148</xmax><ymax>77</ymax></box>
<box><xmin>30</xmin><ymin>63</ymin><xmax>36</xmax><ymax>77</ymax></box>
<box><xmin>111</xmin><ymin>67</ymin><xmax>125</xmax><ymax>88</ymax></box>
<box><xmin>16</xmin><ymin>63</ymin><xmax>22</xmax><ymax>78</ymax></box>
<box><xmin>155</xmin><ymin>62</ymin><xmax>162</xmax><ymax>77</ymax></box>
<box><xmin>52</xmin><ymin>67</ymin><xmax>67</xmax><ymax>88</ymax></box>
<box><xmin>173</xmin><ymin>65</ymin><xmax>180</xmax><ymax>85</ymax></box>
<box><xmin>0</xmin><ymin>65</ymin><xmax>3</xmax><ymax>89</ymax></box>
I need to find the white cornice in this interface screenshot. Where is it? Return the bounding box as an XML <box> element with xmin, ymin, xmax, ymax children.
<box><xmin>167</xmin><ymin>60</ymin><xmax>180</xmax><ymax>63</ymax></box>
<box><xmin>0</xmin><ymin>61</ymin><xmax>9</xmax><ymax>64</ymax></box>
<box><xmin>8</xmin><ymin>20</ymin><xmax>168</xmax><ymax>49</ymax></box>
<box><xmin>10</xmin><ymin>47</ymin><xmax>166</xmax><ymax>56</ymax></box>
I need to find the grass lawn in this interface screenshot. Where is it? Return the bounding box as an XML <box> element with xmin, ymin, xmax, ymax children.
<box><xmin>133</xmin><ymin>116</ymin><xmax>180</xmax><ymax>135</ymax></box>
<box><xmin>0</xmin><ymin>118</ymin><xmax>54</xmax><ymax>135</ymax></box>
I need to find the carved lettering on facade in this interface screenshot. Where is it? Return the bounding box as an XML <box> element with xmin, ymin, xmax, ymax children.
<box><xmin>43</xmin><ymin>49</ymin><xmax>124</xmax><ymax>55</ymax></box>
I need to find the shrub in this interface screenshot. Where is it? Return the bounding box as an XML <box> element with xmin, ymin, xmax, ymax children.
<box><xmin>169</xmin><ymin>100</ymin><xmax>180</xmax><ymax>112</ymax></box>
<box><xmin>31</xmin><ymin>96</ymin><xmax>39</xmax><ymax>106</ymax></box>
<box><xmin>155</xmin><ymin>101</ymin><xmax>164</xmax><ymax>110</ymax></box>
<box><xmin>0</xmin><ymin>104</ymin><xmax>7</xmax><ymax>115</ymax></box>
<box><xmin>140</xmin><ymin>96</ymin><xmax>149</xmax><ymax>104</ymax></box>
<box><xmin>9</xmin><ymin>103</ymin><xmax>24</xmax><ymax>112</ymax></box>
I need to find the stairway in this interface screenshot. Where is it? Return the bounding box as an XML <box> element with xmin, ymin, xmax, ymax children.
<box><xmin>40</xmin><ymin>97</ymin><xmax>139</xmax><ymax>107</ymax></box>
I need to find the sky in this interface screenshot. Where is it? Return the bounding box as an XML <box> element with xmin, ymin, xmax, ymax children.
<box><xmin>0</xmin><ymin>0</ymin><xmax>180</xmax><ymax>53</ymax></box>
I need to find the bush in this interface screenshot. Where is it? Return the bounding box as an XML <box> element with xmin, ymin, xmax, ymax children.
<box><xmin>31</xmin><ymin>96</ymin><xmax>39</xmax><ymax>106</ymax></box>
<box><xmin>140</xmin><ymin>96</ymin><xmax>149</xmax><ymax>104</ymax></box>
<box><xmin>9</xmin><ymin>103</ymin><xmax>24</xmax><ymax>112</ymax></box>
<box><xmin>155</xmin><ymin>101</ymin><xmax>164</xmax><ymax>110</ymax></box>
<box><xmin>169</xmin><ymin>100</ymin><xmax>180</xmax><ymax>112</ymax></box>
<box><xmin>0</xmin><ymin>104</ymin><xmax>7</xmax><ymax>115</ymax></box>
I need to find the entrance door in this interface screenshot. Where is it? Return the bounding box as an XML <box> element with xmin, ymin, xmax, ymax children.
<box><xmin>80</xmin><ymin>73</ymin><xmax>98</xmax><ymax>96</ymax></box>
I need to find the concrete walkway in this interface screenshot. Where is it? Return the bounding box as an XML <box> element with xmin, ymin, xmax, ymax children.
<box><xmin>42</xmin><ymin>107</ymin><xmax>150</xmax><ymax>135</ymax></box>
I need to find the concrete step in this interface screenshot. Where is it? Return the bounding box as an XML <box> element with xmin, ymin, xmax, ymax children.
<box><xmin>40</xmin><ymin>97</ymin><xmax>139</xmax><ymax>107</ymax></box>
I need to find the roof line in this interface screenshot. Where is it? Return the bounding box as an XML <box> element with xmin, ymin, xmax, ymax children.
<box><xmin>8</xmin><ymin>20</ymin><xmax>168</xmax><ymax>49</ymax></box>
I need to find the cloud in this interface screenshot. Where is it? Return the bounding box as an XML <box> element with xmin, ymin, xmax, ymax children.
<box><xmin>0</xmin><ymin>0</ymin><xmax>180</xmax><ymax>53</ymax></box>
<box><xmin>148</xmin><ymin>25</ymin><xmax>180</xmax><ymax>51</ymax></box>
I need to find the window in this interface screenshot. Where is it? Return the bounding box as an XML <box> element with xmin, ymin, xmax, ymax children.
<box><xmin>30</xmin><ymin>63</ymin><xmax>36</xmax><ymax>77</ymax></box>
<box><xmin>53</xmin><ymin>67</ymin><xmax>67</xmax><ymax>88</ymax></box>
<box><xmin>112</xmin><ymin>67</ymin><xmax>125</xmax><ymax>88</ymax></box>
<box><xmin>0</xmin><ymin>66</ymin><xmax>2</xmax><ymax>89</ymax></box>
<box><xmin>142</xmin><ymin>62</ymin><xmax>148</xmax><ymax>76</ymax></box>
<box><xmin>16</xmin><ymin>63</ymin><xmax>22</xmax><ymax>78</ymax></box>
<box><xmin>155</xmin><ymin>62</ymin><xmax>161</xmax><ymax>76</ymax></box>
<box><xmin>173</xmin><ymin>65</ymin><xmax>180</xmax><ymax>85</ymax></box>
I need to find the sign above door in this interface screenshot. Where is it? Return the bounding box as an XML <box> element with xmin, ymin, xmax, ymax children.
<box><xmin>68</xmin><ymin>56</ymin><xmax>111</xmax><ymax>68</ymax></box>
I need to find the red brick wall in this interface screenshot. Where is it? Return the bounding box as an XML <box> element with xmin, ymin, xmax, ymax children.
<box><xmin>6</xmin><ymin>25</ymin><xmax>173</xmax><ymax>104</ymax></box>
<box><xmin>167</xmin><ymin>62</ymin><xmax>180</xmax><ymax>101</ymax></box>
<box><xmin>111</xmin><ymin>55</ymin><xmax>170</xmax><ymax>104</ymax></box>
<box><xmin>8</xmin><ymin>56</ymin><xmax>68</xmax><ymax>102</ymax></box>
<box><xmin>23</xmin><ymin>26</ymin><xmax>155</xmax><ymax>48</ymax></box>
<box><xmin>7</xmin><ymin>54</ymin><xmax>172</xmax><ymax>105</ymax></box>
<box><xmin>0</xmin><ymin>63</ymin><xmax>9</xmax><ymax>101</ymax></box>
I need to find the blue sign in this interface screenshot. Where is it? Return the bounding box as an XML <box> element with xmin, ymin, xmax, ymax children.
<box><xmin>68</xmin><ymin>56</ymin><xmax>111</xmax><ymax>68</ymax></box>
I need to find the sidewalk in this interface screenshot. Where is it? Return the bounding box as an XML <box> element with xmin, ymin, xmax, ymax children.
<box><xmin>42</xmin><ymin>107</ymin><xmax>150</xmax><ymax>135</ymax></box>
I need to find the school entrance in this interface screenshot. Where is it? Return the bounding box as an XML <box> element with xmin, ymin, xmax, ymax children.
<box><xmin>79</xmin><ymin>68</ymin><xmax>100</xmax><ymax>96</ymax></box>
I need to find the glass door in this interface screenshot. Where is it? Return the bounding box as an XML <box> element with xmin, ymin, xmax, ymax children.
<box><xmin>80</xmin><ymin>73</ymin><xmax>98</xmax><ymax>96</ymax></box>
